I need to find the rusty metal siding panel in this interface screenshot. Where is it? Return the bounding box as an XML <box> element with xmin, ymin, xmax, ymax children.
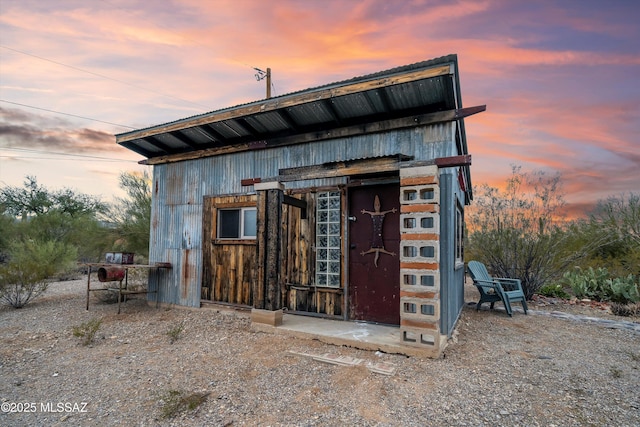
<box><xmin>149</xmin><ymin>165</ymin><xmax>203</xmax><ymax>308</ymax></box>
<box><xmin>200</xmin><ymin>151</ymin><xmax>257</xmax><ymax>196</ymax></box>
<box><xmin>148</xmin><ymin>248</ymin><xmax>201</xmax><ymax>308</ymax></box>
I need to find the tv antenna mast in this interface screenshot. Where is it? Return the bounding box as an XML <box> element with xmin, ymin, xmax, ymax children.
<box><xmin>254</xmin><ymin>67</ymin><xmax>272</xmax><ymax>99</ymax></box>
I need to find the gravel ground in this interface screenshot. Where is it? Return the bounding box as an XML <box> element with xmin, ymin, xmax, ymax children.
<box><xmin>1</xmin><ymin>278</ymin><xmax>639</xmax><ymax>427</ymax></box>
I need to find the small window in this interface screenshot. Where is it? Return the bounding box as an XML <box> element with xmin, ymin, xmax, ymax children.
<box><xmin>455</xmin><ymin>202</ymin><xmax>464</xmax><ymax>263</ymax></box>
<box><xmin>218</xmin><ymin>207</ymin><xmax>257</xmax><ymax>239</ymax></box>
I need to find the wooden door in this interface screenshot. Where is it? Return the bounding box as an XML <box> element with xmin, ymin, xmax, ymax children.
<box><xmin>348</xmin><ymin>184</ymin><xmax>400</xmax><ymax>325</ymax></box>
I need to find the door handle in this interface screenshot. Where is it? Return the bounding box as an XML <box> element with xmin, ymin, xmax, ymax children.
<box><xmin>348</xmin><ymin>216</ymin><xmax>357</xmax><ymax>222</ymax></box>
<box><xmin>350</xmin><ymin>244</ymin><xmax>357</xmax><ymax>249</ymax></box>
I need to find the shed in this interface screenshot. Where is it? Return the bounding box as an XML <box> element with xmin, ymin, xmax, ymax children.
<box><xmin>116</xmin><ymin>54</ymin><xmax>484</xmax><ymax>357</ymax></box>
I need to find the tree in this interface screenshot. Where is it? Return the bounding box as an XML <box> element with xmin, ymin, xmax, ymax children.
<box><xmin>466</xmin><ymin>166</ymin><xmax>598</xmax><ymax>299</ymax></box>
<box><xmin>0</xmin><ymin>176</ymin><xmax>107</xmax><ymax>220</ymax></box>
<box><xmin>108</xmin><ymin>171</ymin><xmax>152</xmax><ymax>259</ymax></box>
<box><xmin>0</xmin><ymin>176</ymin><xmax>112</xmax><ymax>262</ymax></box>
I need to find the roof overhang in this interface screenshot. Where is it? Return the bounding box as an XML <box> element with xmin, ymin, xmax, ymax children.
<box><xmin>115</xmin><ymin>54</ymin><xmax>483</xmax><ymax>201</ymax></box>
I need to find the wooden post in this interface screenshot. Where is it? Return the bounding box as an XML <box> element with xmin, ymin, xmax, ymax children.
<box><xmin>265</xmin><ymin>188</ymin><xmax>282</xmax><ymax>310</ymax></box>
<box><xmin>255</xmin><ymin>190</ymin><xmax>268</xmax><ymax>309</ymax></box>
<box><xmin>266</xmin><ymin>68</ymin><xmax>272</xmax><ymax>99</ymax></box>
<box><xmin>254</xmin><ymin>182</ymin><xmax>283</xmax><ymax>310</ymax></box>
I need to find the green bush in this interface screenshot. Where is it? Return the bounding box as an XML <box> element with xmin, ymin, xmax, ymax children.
<box><xmin>0</xmin><ymin>239</ymin><xmax>77</xmax><ymax>308</ymax></box>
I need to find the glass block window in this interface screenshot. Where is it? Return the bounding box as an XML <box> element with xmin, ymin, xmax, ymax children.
<box><xmin>316</xmin><ymin>191</ymin><xmax>341</xmax><ymax>288</ymax></box>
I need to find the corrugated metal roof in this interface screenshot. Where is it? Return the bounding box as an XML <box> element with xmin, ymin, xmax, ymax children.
<box><xmin>116</xmin><ymin>54</ymin><xmax>467</xmax><ymax>161</ymax></box>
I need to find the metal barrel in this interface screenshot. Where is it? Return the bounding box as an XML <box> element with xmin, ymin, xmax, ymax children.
<box><xmin>97</xmin><ymin>267</ymin><xmax>126</xmax><ymax>282</ymax></box>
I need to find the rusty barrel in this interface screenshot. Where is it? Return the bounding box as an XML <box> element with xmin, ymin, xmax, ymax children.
<box><xmin>97</xmin><ymin>267</ymin><xmax>125</xmax><ymax>282</ymax></box>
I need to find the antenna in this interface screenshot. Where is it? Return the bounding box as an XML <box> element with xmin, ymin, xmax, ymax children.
<box><xmin>253</xmin><ymin>67</ymin><xmax>271</xmax><ymax>99</ymax></box>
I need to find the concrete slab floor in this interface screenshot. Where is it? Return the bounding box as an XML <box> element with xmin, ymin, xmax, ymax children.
<box><xmin>252</xmin><ymin>313</ymin><xmax>442</xmax><ymax>358</ymax></box>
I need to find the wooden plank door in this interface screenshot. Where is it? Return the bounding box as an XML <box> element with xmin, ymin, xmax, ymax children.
<box><xmin>348</xmin><ymin>184</ymin><xmax>400</xmax><ymax>325</ymax></box>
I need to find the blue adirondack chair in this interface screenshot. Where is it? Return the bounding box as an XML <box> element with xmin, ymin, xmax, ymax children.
<box><xmin>467</xmin><ymin>261</ymin><xmax>528</xmax><ymax>317</ymax></box>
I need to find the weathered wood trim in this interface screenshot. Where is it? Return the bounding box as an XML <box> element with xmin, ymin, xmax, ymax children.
<box><xmin>140</xmin><ymin>106</ymin><xmax>485</xmax><ymax>166</ymax></box>
<box><xmin>434</xmin><ymin>154</ymin><xmax>472</xmax><ymax>168</ymax></box>
<box><xmin>213</xmin><ymin>239</ymin><xmax>256</xmax><ymax>246</ymax></box>
<box><xmin>277</xmin><ymin>155</ymin><xmax>411</xmax><ymax>183</ymax></box>
<box><xmin>241</xmin><ymin>178</ymin><xmax>262</xmax><ymax>186</ymax></box>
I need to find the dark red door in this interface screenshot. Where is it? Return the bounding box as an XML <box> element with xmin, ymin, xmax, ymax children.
<box><xmin>348</xmin><ymin>184</ymin><xmax>400</xmax><ymax>325</ymax></box>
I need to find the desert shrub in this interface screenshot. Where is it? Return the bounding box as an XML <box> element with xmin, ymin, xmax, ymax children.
<box><xmin>72</xmin><ymin>317</ymin><xmax>102</xmax><ymax>346</ymax></box>
<box><xmin>466</xmin><ymin>167</ymin><xmax>597</xmax><ymax>299</ymax></box>
<box><xmin>538</xmin><ymin>283</ymin><xmax>571</xmax><ymax>299</ymax></box>
<box><xmin>157</xmin><ymin>390</ymin><xmax>209</xmax><ymax>419</ymax></box>
<box><xmin>166</xmin><ymin>321</ymin><xmax>185</xmax><ymax>344</ymax></box>
<box><xmin>0</xmin><ymin>239</ymin><xmax>77</xmax><ymax>308</ymax></box>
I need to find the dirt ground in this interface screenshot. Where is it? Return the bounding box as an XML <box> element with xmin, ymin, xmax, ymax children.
<box><xmin>0</xmin><ymin>278</ymin><xmax>638</xmax><ymax>426</ymax></box>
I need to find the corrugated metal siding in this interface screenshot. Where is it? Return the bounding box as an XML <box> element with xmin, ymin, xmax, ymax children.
<box><xmin>149</xmin><ymin>123</ymin><xmax>457</xmax><ymax>307</ymax></box>
<box><xmin>439</xmin><ymin>171</ymin><xmax>466</xmax><ymax>336</ymax></box>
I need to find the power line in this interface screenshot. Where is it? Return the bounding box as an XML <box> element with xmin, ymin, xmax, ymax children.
<box><xmin>0</xmin><ymin>155</ymin><xmax>135</xmax><ymax>162</ymax></box>
<box><xmin>1</xmin><ymin>45</ymin><xmax>213</xmax><ymax>111</ymax></box>
<box><xmin>0</xmin><ymin>99</ymin><xmax>136</xmax><ymax>129</ymax></box>
<box><xmin>2</xmin><ymin>147</ymin><xmax>137</xmax><ymax>162</ymax></box>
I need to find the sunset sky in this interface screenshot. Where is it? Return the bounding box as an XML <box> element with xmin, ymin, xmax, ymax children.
<box><xmin>1</xmin><ymin>0</ymin><xmax>638</xmax><ymax>217</ymax></box>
